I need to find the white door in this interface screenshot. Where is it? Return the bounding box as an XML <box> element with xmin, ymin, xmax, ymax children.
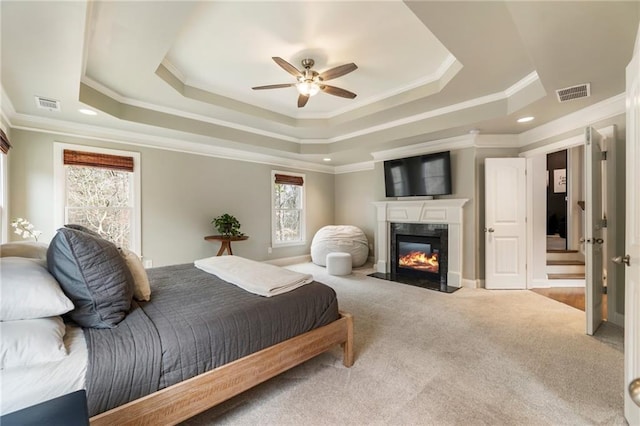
<box><xmin>485</xmin><ymin>158</ymin><xmax>527</xmax><ymax>289</ymax></box>
<box><xmin>584</xmin><ymin>127</ymin><xmax>604</xmax><ymax>336</ymax></box>
<box><xmin>624</xmin><ymin>22</ymin><xmax>640</xmax><ymax>424</ymax></box>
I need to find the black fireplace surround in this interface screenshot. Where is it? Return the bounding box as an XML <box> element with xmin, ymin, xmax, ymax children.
<box><xmin>370</xmin><ymin>222</ymin><xmax>459</xmax><ymax>293</ymax></box>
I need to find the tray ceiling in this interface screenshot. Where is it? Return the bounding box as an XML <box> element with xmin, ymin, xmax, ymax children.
<box><xmin>1</xmin><ymin>1</ymin><xmax>638</xmax><ymax>167</ymax></box>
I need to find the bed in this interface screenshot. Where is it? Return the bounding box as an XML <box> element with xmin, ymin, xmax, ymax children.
<box><xmin>0</xmin><ymin>232</ymin><xmax>354</xmax><ymax>425</ymax></box>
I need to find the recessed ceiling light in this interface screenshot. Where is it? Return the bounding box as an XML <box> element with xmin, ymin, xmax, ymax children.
<box><xmin>78</xmin><ymin>108</ymin><xmax>97</xmax><ymax>116</ymax></box>
<box><xmin>323</xmin><ymin>158</ymin><xmax>332</xmax><ymax>162</ymax></box>
<box><xmin>517</xmin><ymin>116</ymin><xmax>534</xmax><ymax>123</ymax></box>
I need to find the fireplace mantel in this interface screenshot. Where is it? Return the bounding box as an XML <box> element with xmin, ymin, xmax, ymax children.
<box><xmin>373</xmin><ymin>199</ymin><xmax>469</xmax><ymax>288</ymax></box>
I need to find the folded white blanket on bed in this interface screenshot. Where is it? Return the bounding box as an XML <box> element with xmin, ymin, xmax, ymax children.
<box><xmin>194</xmin><ymin>255</ymin><xmax>313</xmax><ymax>297</ymax></box>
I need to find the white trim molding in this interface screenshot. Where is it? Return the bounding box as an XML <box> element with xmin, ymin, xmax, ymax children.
<box><xmin>334</xmin><ymin>161</ymin><xmax>375</xmax><ymax>174</ymax></box>
<box><xmin>519</xmin><ymin>125</ymin><xmax>616</xmax><ymax>158</ymax></box>
<box><xmin>371</xmin><ymin>134</ymin><xmax>476</xmax><ymax>162</ymax></box>
<box><xmin>518</xmin><ymin>93</ymin><xmax>625</xmax><ymax>148</ymax></box>
<box><xmin>11</xmin><ymin>113</ymin><xmax>334</xmax><ymax>174</ymax></box>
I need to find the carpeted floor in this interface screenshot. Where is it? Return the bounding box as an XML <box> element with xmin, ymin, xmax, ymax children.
<box><xmin>182</xmin><ymin>262</ymin><xmax>625</xmax><ymax>425</ymax></box>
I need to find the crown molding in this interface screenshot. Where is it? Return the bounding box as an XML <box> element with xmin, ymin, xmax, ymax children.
<box><xmin>369</xmin><ymin>132</ymin><xmax>521</xmax><ymax>163</ymax></box>
<box><xmin>504</xmin><ymin>71</ymin><xmax>539</xmax><ymax>97</ymax></box>
<box><xmin>1</xmin><ymin>87</ymin><xmax>16</xmax><ymax>128</ymax></box>
<box><xmin>518</xmin><ymin>93</ymin><xmax>625</xmax><ymax>147</ymax></box>
<box><xmin>331</xmin><ymin>71</ymin><xmax>541</xmax><ymax>144</ymax></box>
<box><xmin>84</xmin><ymin>59</ymin><xmax>539</xmax><ymax>146</ymax></box>
<box><xmin>81</xmin><ymin>77</ymin><xmax>301</xmax><ymax>144</ymax></box>
<box><xmin>160</xmin><ymin>58</ymin><xmax>186</xmax><ymax>85</ymax></box>
<box><xmin>334</xmin><ymin>161</ymin><xmax>375</xmax><ymax>174</ymax></box>
<box><xmin>308</xmin><ymin>54</ymin><xmax>461</xmax><ymax>120</ymax></box>
<box><xmin>475</xmin><ymin>134</ymin><xmax>519</xmax><ymax>148</ymax></box>
<box><xmin>371</xmin><ymin>134</ymin><xmax>476</xmax><ymax>161</ymax></box>
<box><xmin>333</xmin><ymin>92</ymin><xmax>505</xmax><ymax>143</ymax></box>
<box><xmin>9</xmin><ymin>112</ymin><xmax>335</xmax><ymax>174</ymax></box>
<box><xmin>160</xmin><ymin>53</ymin><xmax>461</xmax><ymax>122</ymax></box>
<box><xmin>518</xmin><ymin>125</ymin><xmax>616</xmax><ymax>158</ymax></box>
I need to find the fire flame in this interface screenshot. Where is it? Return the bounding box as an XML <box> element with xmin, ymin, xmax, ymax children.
<box><xmin>399</xmin><ymin>250</ymin><xmax>439</xmax><ymax>272</ymax></box>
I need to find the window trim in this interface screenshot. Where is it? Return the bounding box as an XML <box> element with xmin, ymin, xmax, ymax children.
<box><xmin>53</xmin><ymin>143</ymin><xmax>141</xmax><ymax>255</ymax></box>
<box><xmin>271</xmin><ymin>170</ymin><xmax>306</xmax><ymax>248</ymax></box>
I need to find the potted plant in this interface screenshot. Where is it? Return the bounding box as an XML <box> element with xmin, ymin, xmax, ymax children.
<box><xmin>211</xmin><ymin>213</ymin><xmax>244</xmax><ymax>237</ymax></box>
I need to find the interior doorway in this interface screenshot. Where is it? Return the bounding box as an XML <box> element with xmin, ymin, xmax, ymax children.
<box><xmin>544</xmin><ymin>147</ymin><xmax>586</xmax><ymax>282</ymax></box>
<box><xmin>546</xmin><ymin>150</ymin><xmax>568</xmax><ymax>251</ymax></box>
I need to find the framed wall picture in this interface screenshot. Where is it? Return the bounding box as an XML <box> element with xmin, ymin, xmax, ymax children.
<box><xmin>553</xmin><ymin>168</ymin><xmax>566</xmax><ymax>193</ymax></box>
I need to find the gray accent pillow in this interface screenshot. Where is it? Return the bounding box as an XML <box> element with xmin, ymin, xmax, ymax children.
<box><xmin>47</xmin><ymin>228</ymin><xmax>133</xmax><ymax>328</ymax></box>
<box><xmin>64</xmin><ymin>224</ymin><xmax>102</xmax><ymax>238</ymax></box>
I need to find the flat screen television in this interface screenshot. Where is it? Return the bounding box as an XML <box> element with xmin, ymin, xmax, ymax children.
<box><xmin>384</xmin><ymin>151</ymin><xmax>452</xmax><ymax>197</ymax></box>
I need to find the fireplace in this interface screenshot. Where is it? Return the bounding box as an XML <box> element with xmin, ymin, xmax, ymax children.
<box><xmin>395</xmin><ymin>235</ymin><xmax>441</xmax><ymax>280</ymax></box>
<box><xmin>370</xmin><ymin>221</ymin><xmax>457</xmax><ymax>293</ymax></box>
<box><xmin>372</xmin><ymin>199</ymin><xmax>468</xmax><ymax>290</ymax></box>
<box><xmin>392</xmin><ymin>222</ymin><xmax>449</xmax><ymax>283</ymax></box>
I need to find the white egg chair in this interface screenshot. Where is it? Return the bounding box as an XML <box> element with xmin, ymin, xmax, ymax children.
<box><xmin>311</xmin><ymin>225</ymin><xmax>369</xmax><ymax>267</ymax></box>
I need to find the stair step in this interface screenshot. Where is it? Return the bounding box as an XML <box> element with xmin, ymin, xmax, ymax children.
<box><xmin>547</xmin><ymin>265</ymin><xmax>585</xmax><ymax>274</ymax></box>
<box><xmin>548</xmin><ymin>273</ymin><xmax>585</xmax><ymax>280</ymax></box>
<box><xmin>547</xmin><ymin>250</ymin><xmax>584</xmax><ymax>262</ymax></box>
<box><xmin>547</xmin><ymin>260</ymin><xmax>585</xmax><ymax>266</ymax></box>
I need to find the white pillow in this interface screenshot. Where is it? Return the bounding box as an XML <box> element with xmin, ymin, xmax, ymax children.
<box><xmin>120</xmin><ymin>248</ymin><xmax>151</xmax><ymax>301</ymax></box>
<box><xmin>0</xmin><ymin>317</ymin><xmax>67</xmax><ymax>369</ymax></box>
<box><xmin>0</xmin><ymin>257</ymin><xmax>74</xmax><ymax>320</ymax></box>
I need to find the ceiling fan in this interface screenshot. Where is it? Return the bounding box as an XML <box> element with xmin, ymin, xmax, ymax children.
<box><xmin>252</xmin><ymin>57</ymin><xmax>358</xmax><ymax>108</ymax></box>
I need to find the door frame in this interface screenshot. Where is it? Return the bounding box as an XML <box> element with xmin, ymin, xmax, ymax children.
<box><xmin>520</xmin><ymin>125</ymin><xmax>616</xmax><ymax>290</ymax></box>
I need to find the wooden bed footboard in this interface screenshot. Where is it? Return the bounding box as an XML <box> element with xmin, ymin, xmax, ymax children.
<box><xmin>90</xmin><ymin>311</ymin><xmax>354</xmax><ymax>426</ymax></box>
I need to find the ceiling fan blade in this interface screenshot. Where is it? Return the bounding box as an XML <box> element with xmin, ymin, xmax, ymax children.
<box><xmin>298</xmin><ymin>94</ymin><xmax>309</xmax><ymax>108</ymax></box>
<box><xmin>272</xmin><ymin>57</ymin><xmax>302</xmax><ymax>78</ymax></box>
<box><xmin>319</xmin><ymin>63</ymin><xmax>357</xmax><ymax>81</ymax></box>
<box><xmin>320</xmin><ymin>85</ymin><xmax>357</xmax><ymax>99</ymax></box>
<box><xmin>252</xmin><ymin>83</ymin><xmax>295</xmax><ymax>90</ymax></box>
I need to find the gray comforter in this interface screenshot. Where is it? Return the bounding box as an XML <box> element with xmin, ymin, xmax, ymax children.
<box><xmin>83</xmin><ymin>263</ymin><xmax>339</xmax><ymax>416</ymax></box>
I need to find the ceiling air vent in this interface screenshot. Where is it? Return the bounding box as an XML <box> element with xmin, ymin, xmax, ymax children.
<box><xmin>555</xmin><ymin>83</ymin><xmax>590</xmax><ymax>103</ymax></box>
<box><xmin>35</xmin><ymin>96</ymin><xmax>61</xmax><ymax>112</ymax></box>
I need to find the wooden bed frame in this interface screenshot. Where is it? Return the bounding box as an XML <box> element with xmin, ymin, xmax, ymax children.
<box><xmin>90</xmin><ymin>311</ymin><xmax>353</xmax><ymax>426</ymax></box>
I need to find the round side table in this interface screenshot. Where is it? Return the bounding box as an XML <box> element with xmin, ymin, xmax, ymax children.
<box><xmin>204</xmin><ymin>235</ymin><xmax>249</xmax><ymax>256</ymax></box>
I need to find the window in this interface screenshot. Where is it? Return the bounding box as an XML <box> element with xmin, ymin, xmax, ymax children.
<box><xmin>54</xmin><ymin>143</ymin><xmax>141</xmax><ymax>254</ymax></box>
<box><xmin>272</xmin><ymin>171</ymin><xmax>305</xmax><ymax>247</ymax></box>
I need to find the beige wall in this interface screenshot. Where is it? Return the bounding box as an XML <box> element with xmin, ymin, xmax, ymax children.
<box><xmin>445</xmin><ymin>147</ymin><xmax>476</xmax><ymax>281</ymax></box>
<box><xmin>8</xmin><ymin>129</ymin><xmax>334</xmax><ymax>266</ymax></box>
<box><xmin>334</xmin><ymin>169</ymin><xmax>376</xmax><ymax>255</ymax></box>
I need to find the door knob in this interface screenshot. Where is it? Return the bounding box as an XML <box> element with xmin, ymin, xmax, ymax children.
<box><xmin>630</xmin><ymin>378</ymin><xmax>640</xmax><ymax>407</ymax></box>
<box><xmin>486</xmin><ymin>228</ymin><xmax>494</xmax><ymax>233</ymax></box>
<box><xmin>612</xmin><ymin>255</ymin><xmax>631</xmax><ymax>266</ymax></box>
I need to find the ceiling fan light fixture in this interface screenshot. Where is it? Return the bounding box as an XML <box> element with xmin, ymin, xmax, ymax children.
<box><xmin>252</xmin><ymin>57</ymin><xmax>357</xmax><ymax>107</ymax></box>
<box><xmin>296</xmin><ymin>80</ymin><xmax>320</xmax><ymax>97</ymax></box>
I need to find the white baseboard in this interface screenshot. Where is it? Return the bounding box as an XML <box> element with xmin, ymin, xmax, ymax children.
<box><xmin>461</xmin><ymin>278</ymin><xmax>481</xmax><ymax>288</ymax></box>
<box><xmin>263</xmin><ymin>254</ymin><xmax>311</xmax><ymax>267</ymax></box>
